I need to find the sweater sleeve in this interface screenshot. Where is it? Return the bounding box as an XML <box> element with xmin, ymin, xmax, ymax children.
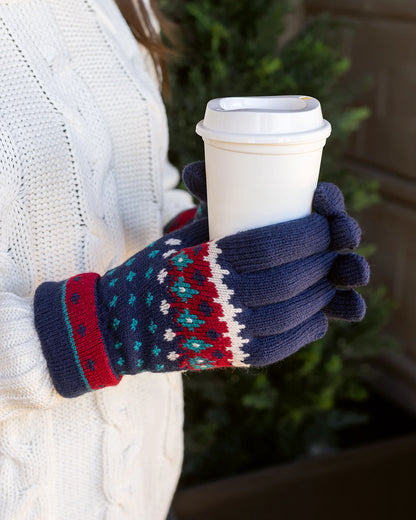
<box><xmin>0</xmin><ymin>290</ymin><xmax>60</xmax><ymax>420</ymax></box>
<box><xmin>0</xmin><ymin>122</ymin><xmax>60</xmax><ymax>419</ymax></box>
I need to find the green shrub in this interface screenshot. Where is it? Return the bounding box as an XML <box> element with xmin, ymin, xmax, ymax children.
<box><xmin>160</xmin><ymin>0</ymin><xmax>398</xmax><ymax>485</ymax></box>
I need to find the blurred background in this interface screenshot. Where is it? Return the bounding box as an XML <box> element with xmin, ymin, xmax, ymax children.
<box><xmin>304</xmin><ymin>0</ymin><xmax>416</xmax><ymax>413</ymax></box>
<box><xmin>157</xmin><ymin>0</ymin><xmax>416</xmax><ymax>517</ymax></box>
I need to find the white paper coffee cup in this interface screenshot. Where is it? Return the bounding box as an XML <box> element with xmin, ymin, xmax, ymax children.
<box><xmin>195</xmin><ymin>95</ymin><xmax>331</xmax><ymax>240</ymax></box>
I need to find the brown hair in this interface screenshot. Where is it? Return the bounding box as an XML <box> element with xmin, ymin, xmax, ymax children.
<box><xmin>115</xmin><ymin>0</ymin><xmax>176</xmax><ymax>97</ymax></box>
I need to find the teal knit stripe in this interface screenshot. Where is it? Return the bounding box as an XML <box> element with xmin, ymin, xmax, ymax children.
<box><xmin>61</xmin><ymin>280</ymin><xmax>92</xmax><ymax>392</ymax></box>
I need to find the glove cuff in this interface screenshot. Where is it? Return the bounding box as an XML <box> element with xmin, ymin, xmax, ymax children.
<box><xmin>164</xmin><ymin>207</ymin><xmax>198</xmax><ymax>234</ymax></box>
<box><xmin>34</xmin><ymin>273</ymin><xmax>121</xmax><ymax>397</ymax></box>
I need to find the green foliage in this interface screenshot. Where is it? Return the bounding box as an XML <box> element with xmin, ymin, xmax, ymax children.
<box><xmin>160</xmin><ymin>0</ymin><xmax>398</xmax><ymax>485</ymax></box>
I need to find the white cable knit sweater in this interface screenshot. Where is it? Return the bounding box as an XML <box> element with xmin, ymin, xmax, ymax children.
<box><xmin>0</xmin><ymin>0</ymin><xmax>193</xmax><ymax>517</ymax></box>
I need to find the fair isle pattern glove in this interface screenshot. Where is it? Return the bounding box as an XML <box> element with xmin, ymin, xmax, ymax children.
<box><xmin>34</xmin><ymin>183</ymin><xmax>369</xmax><ymax>398</ymax></box>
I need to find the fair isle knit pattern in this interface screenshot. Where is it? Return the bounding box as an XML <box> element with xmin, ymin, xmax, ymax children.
<box><xmin>36</xmin><ymin>231</ymin><xmax>251</xmax><ymax>395</ymax></box>
<box><xmin>36</xmin><ymin>224</ymin><xmax>248</xmax><ymax>396</ymax></box>
<box><xmin>35</xmin><ymin>183</ymin><xmax>369</xmax><ymax>398</ymax></box>
<box><xmin>205</xmin><ymin>241</ymin><xmax>249</xmax><ymax>366</ymax></box>
<box><xmin>105</xmin><ymin>238</ymin><xmax>249</xmax><ymax>372</ymax></box>
<box><xmin>61</xmin><ymin>274</ymin><xmax>120</xmax><ymax>391</ymax></box>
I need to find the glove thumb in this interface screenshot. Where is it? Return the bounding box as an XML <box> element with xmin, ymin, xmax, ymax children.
<box><xmin>182</xmin><ymin>161</ymin><xmax>207</xmax><ymax>203</ymax></box>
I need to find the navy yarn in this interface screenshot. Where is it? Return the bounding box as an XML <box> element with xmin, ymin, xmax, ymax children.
<box><xmin>34</xmin><ymin>161</ymin><xmax>370</xmax><ymax>397</ymax></box>
<box><xmin>94</xmin><ymin>179</ymin><xmax>368</xmax><ymax>372</ymax></box>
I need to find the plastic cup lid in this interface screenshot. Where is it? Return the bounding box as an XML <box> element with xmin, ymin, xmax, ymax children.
<box><xmin>195</xmin><ymin>95</ymin><xmax>331</xmax><ymax>144</ymax></box>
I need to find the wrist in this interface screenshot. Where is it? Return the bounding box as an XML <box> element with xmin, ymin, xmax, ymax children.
<box><xmin>34</xmin><ymin>273</ymin><xmax>121</xmax><ymax>397</ymax></box>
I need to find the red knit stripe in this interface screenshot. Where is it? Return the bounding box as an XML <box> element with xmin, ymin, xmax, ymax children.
<box><xmin>165</xmin><ymin>207</ymin><xmax>198</xmax><ymax>233</ymax></box>
<box><xmin>168</xmin><ymin>244</ymin><xmax>234</xmax><ymax>370</ymax></box>
<box><xmin>65</xmin><ymin>273</ymin><xmax>120</xmax><ymax>390</ymax></box>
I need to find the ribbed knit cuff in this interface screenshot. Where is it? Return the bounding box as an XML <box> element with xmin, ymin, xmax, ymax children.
<box><xmin>34</xmin><ymin>273</ymin><xmax>121</xmax><ymax>398</ymax></box>
<box><xmin>163</xmin><ymin>207</ymin><xmax>198</xmax><ymax>234</ymax></box>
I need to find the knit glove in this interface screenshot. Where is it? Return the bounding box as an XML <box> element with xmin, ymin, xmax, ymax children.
<box><xmin>164</xmin><ymin>161</ymin><xmax>208</xmax><ymax>233</ymax></box>
<box><xmin>34</xmin><ymin>180</ymin><xmax>369</xmax><ymax>398</ymax></box>
<box><xmin>164</xmin><ymin>207</ymin><xmax>196</xmax><ymax>233</ymax></box>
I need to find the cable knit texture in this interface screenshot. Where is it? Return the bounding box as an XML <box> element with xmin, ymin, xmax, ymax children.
<box><xmin>0</xmin><ymin>0</ymin><xmax>191</xmax><ymax>518</ymax></box>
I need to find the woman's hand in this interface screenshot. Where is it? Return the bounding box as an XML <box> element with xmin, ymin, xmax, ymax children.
<box><xmin>34</xmin><ymin>168</ymin><xmax>368</xmax><ymax>397</ymax></box>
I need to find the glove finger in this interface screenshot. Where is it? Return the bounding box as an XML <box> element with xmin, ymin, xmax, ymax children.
<box><xmin>243</xmin><ymin>278</ymin><xmax>335</xmax><ymax>336</ymax></box>
<box><xmin>182</xmin><ymin>161</ymin><xmax>207</xmax><ymax>203</ymax></box>
<box><xmin>330</xmin><ymin>253</ymin><xmax>370</xmax><ymax>288</ymax></box>
<box><xmin>247</xmin><ymin>311</ymin><xmax>328</xmax><ymax>366</ymax></box>
<box><xmin>324</xmin><ymin>289</ymin><xmax>366</xmax><ymax>321</ymax></box>
<box><xmin>239</xmin><ymin>251</ymin><xmax>337</xmax><ymax>306</ymax></box>
<box><xmin>313</xmin><ymin>182</ymin><xmax>345</xmax><ymax>216</ymax></box>
<box><xmin>218</xmin><ymin>212</ymin><xmax>330</xmax><ymax>273</ymax></box>
<box><xmin>330</xmin><ymin>213</ymin><xmax>361</xmax><ymax>251</ymax></box>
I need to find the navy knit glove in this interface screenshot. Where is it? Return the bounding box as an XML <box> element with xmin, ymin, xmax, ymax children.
<box><xmin>164</xmin><ymin>162</ymin><xmax>208</xmax><ymax>233</ymax></box>
<box><xmin>181</xmin><ymin>160</ymin><xmax>368</xmax><ymax>322</ymax></box>
<box><xmin>182</xmin><ymin>161</ymin><xmax>207</xmax><ymax>212</ymax></box>
<box><xmin>34</xmin><ymin>182</ymin><xmax>369</xmax><ymax>398</ymax></box>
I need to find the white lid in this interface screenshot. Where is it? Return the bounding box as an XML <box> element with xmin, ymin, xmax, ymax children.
<box><xmin>195</xmin><ymin>95</ymin><xmax>331</xmax><ymax>144</ymax></box>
